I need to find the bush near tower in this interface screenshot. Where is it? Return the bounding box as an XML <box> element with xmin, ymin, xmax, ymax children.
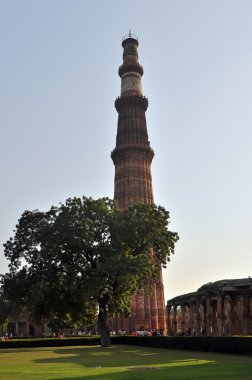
<box><xmin>1</xmin><ymin>196</ymin><xmax>178</xmax><ymax>347</ymax></box>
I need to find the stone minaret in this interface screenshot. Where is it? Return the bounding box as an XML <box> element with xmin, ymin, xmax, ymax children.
<box><xmin>111</xmin><ymin>33</ymin><xmax>166</xmax><ymax>333</ymax></box>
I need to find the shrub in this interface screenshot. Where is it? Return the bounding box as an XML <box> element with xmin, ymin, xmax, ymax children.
<box><xmin>110</xmin><ymin>335</ymin><xmax>252</xmax><ymax>355</ymax></box>
<box><xmin>0</xmin><ymin>336</ymin><xmax>100</xmax><ymax>349</ymax></box>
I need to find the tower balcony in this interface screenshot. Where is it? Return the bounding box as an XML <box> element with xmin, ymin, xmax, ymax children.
<box><xmin>111</xmin><ymin>144</ymin><xmax>154</xmax><ymax>165</ymax></box>
<box><xmin>118</xmin><ymin>63</ymin><xmax>144</xmax><ymax>77</ymax></box>
<box><xmin>115</xmin><ymin>95</ymin><xmax>148</xmax><ymax>112</ymax></box>
<box><xmin>122</xmin><ymin>32</ymin><xmax>139</xmax><ymax>47</ymax></box>
<box><xmin>122</xmin><ymin>32</ymin><xmax>138</xmax><ymax>42</ymax></box>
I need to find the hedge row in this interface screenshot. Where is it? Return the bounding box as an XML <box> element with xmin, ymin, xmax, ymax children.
<box><xmin>1</xmin><ymin>335</ymin><xmax>252</xmax><ymax>355</ymax></box>
<box><xmin>0</xmin><ymin>336</ymin><xmax>100</xmax><ymax>349</ymax></box>
<box><xmin>110</xmin><ymin>335</ymin><xmax>252</xmax><ymax>355</ymax></box>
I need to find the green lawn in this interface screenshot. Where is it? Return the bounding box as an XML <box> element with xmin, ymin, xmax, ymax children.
<box><xmin>0</xmin><ymin>344</ymin><xmax>251</xmax><ymax>380</ymax></box>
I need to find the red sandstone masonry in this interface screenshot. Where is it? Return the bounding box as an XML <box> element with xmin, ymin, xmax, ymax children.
<box><xmin>111</xmin><ymin>34</ymin><xmax>166</xmax><ymax>333</ymax></box>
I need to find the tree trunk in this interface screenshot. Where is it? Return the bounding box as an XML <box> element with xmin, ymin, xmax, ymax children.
<box><xmin>97</xmin><ymin>306</ymin><xmax>111</xmax><ymax>347</ymax></box>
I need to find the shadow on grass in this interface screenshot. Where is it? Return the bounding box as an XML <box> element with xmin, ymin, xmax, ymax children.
<box><xmin>33</xmin><ymin>345</ymin><xmax>213</xmax><ymax>367</ymax></box>
<box><xmin>32</xmin><ymin>345</ymin><xmax>219</xmax><ymax>379</ymax></box>
<box><xmin>48</xmin><ymin>361</ymin><xmax>219</xmax><ymax>380</ymax></box>
<box><xmin>3</xmin><ymin>344</ymin><xmax>252</xmax><ymax>379</ymax></box>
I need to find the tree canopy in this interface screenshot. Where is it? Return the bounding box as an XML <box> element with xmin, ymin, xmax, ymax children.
<box><xmin>0</xmin><ymin>196</ymin><xmax>179</xmax><ymax>346</ymax></box>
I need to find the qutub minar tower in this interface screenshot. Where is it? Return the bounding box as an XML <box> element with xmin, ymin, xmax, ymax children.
<box><xmin>111</xmin><ymin>32</ymin><xmax>167</xmax><ymax>333</ymax></box>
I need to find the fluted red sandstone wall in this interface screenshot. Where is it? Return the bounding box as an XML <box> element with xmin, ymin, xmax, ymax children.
<box><xmin>111</xmin><ymin>34</ymin><xmax>166</xmax><ymax>333</ymax></box>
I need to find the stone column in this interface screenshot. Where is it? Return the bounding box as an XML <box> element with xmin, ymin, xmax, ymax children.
<box><xmin>211</xmin><ymin>299</ymin><xmax>217</xmax><ymax>335</ymax></box>
<box><xmin>188</xmin><ymin>302</ymin><xmax>195</xmax><ymax>336</ymax></box>
<box><xmin>230</xmin><ymin>296</ymin><xmax>238</xmax><ymax>335</ymax></box>
<box><xmin>195</xmin><ymin>298</ymin><xmax>201</xmax><ymax>336</ymax></box>
<box><xmin>248</xmin><ymin>297</ymin><xmax>252</xmax><ymax>335</ymax></box>
<box><xmin>206</xmin><ymin>297</ymin><xmax>212</xmax><ymax>335</ymax></box>
<box><xmin>180</xmin><ymin>304</ymin><xmax>186</xmax><ymax>335</ymax></box>
<box><xmin>224</xmin><ymin>295</ymin><xmax>232</xmax><ymax>335</ymax></box>
<box><xmin>166</xmin><ymin>305</ymin><xmax>172</xmax><ymax>336</ymax></box>
<box><xmin>242</xmin><ymin>294</ymin><xmax>249</xmax><ymax>335</ymax></box>
<box><xmin>217</xmin><ymin>296</ymin><xmax>224</xmax><ymax>336</ymax></box>
<box><xmin>200</xmin><ymin>301</ymin><xmax>207</xmax><ymax>335</ymax></box>
<box><xmin>173</xmin><ymin>305</ymin><xmax>178</xmax><ymax>335</ymax></box>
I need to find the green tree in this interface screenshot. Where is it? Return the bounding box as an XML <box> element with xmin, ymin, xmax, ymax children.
<box><xmin>1</xmin><ymin>196</ymin><xmax>178</xmax><ymax>346</ymax></box>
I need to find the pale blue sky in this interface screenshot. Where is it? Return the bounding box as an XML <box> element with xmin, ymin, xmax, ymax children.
<box><xmin>0</xmin><ymin>0</ymin><xmax>251</xmax><ymax>301</ymax></box>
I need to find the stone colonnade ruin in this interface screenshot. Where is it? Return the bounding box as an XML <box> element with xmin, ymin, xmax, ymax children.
<box><xmin>167</xmin><ymin>278</ymin><xmax>252</xmax><ymax>336</ymax></box>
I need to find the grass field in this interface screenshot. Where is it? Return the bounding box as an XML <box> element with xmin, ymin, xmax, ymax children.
<box><xmin>0</xmin><ymin>344</ymin><xmax>251</xmax><ymax>380</ymax></box>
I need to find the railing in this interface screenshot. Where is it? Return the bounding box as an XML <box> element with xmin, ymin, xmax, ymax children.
<box><xmin>122</xmin><ymin>30</ymin><xmax>138</xmax><ymax>42</ymax></box>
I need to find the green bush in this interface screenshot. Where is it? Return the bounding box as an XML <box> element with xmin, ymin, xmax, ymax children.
<box><xmin>110</xmin><ymin>335</ymin><xmax>252</xmax><ymax>355</ymax></box>
<box><xmin>0</xmin><ymin>336</ymin><xmax>100</xmax><ymax>349</ymax></box>
<box><xmin>1</xmin><ymin>335</ymin><xmax>252</xmax><ymax>355</ymax></box>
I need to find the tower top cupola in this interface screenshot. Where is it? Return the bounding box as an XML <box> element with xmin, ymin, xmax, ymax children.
<box><xmin>119</xmin><ymin>31</ymin><xmax>143</xmax><ymax>97</ymax></box>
